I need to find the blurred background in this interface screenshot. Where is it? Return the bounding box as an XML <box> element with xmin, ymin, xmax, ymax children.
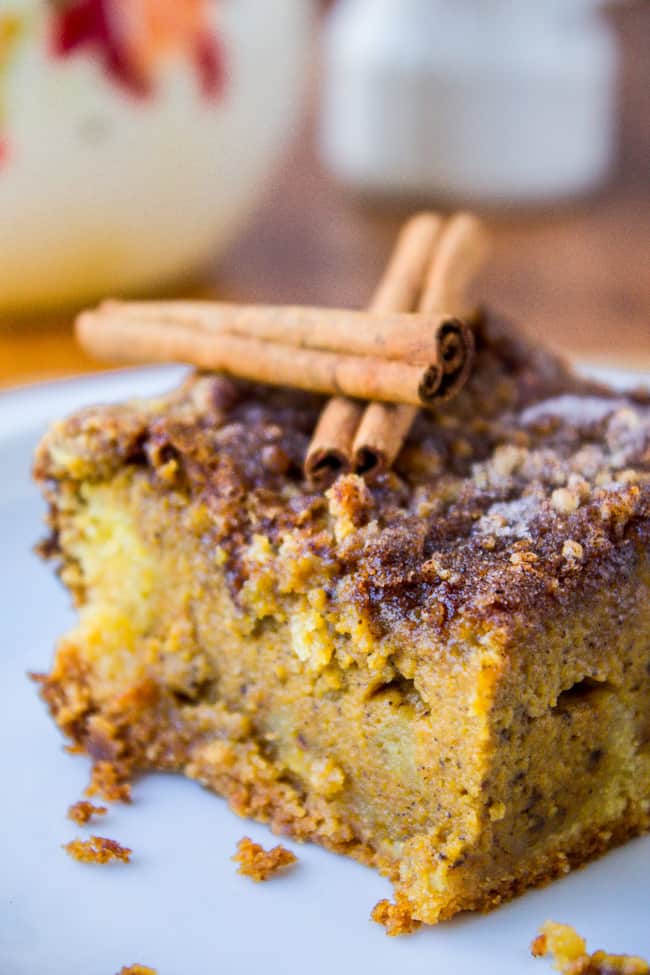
<box><xmin>0</xmin><ymin>0</ymin><xmax>648</xmax><ymax>387</ymax></box>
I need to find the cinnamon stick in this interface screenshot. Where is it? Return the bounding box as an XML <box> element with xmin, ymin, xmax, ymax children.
<box><xmin>305</xmin><ymin>213</ymin><xmax>444</xmax><ymax>483</ymax></box>
<box><xmin>304</xmin><ymin>397</ymin><xmax>364</xmax><ymax>484</ymax></box>
<box><xmin>419</xmin><ymin>212</ymin><xmax>489</xmax><ymax>317</ymax></box>
<box><xmin>351</xmin><ymin>212</ymin><xmax>489</xmax><ymax>477</ymax></box>
<box><xmin>76</xmin><ymin>306</ymin><xmax>454</xmax><ymax>408</ymax></box>
<box><xmin>353</xmin><ymin>402</ymin><xmax>419</xmax><ymax>475</ymax></box>
<box><xmin>88</xmin><ymin>300</ymin><xmax>461</xmax><ymax>365</ymax></box>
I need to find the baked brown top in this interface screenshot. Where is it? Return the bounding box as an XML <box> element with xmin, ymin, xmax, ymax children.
<box><xmin>35</xmin><ymin>314</ymin><xmax>650</xmax><ymax>636</ymax></box>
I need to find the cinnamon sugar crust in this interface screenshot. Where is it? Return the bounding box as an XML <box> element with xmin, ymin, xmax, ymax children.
<box><xmin>232</xmin><ymin>836</ymin><xmax>297</xmax><ymax>882</ymax></box>
<box><xmin>33</xmin><ymin>311</ymin><xmax>650</xmax><ymax>925</ymax></box>
<box><xmin>34</xmin><ymin>313</ymin><xmax>650</xmax><ymax>641</ymax></box>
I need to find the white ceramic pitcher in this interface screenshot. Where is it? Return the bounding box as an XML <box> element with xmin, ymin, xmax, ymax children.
<box><xmin>320</xmin><ymin>0</ymin><xmax>619</xmax><ymax>204</ymax></box>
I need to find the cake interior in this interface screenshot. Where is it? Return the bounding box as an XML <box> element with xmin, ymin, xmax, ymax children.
<box><xmin>40</xmin><ymin>461</ymin><xmax>650</xmax><ymax>923</ymax></box>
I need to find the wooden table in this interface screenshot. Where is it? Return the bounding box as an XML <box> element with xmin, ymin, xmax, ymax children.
<box><xmin>1</xmin><ymin>3</ymin><xmax>648</xmax><ymax>388</ymax></box>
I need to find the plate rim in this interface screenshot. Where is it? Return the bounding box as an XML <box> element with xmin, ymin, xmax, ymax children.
<box><xmin>0</xmin><ymin>364</ymin><xmax>187</xmax><ymax>440</ymax></box>
<box><xmin>2</xmin><ymin>361</ymin><xmax>649</xmax><ymax>973</ymax></box>
<box><xmin>0</xmin><ymin>361</ymin><xmax>648</xmax><ymax>442</ymax></box>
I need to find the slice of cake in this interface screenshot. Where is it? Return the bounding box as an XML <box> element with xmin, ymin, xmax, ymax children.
<box><xmin>33</xmin><ymin>314</ymin><xmax>650</xmax><ymax>925</ymax></box>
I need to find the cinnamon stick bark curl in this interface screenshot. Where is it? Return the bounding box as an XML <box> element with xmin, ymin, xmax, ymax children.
<box><xmin>350</xmin><ymin>212</ymin><xmax>489</xmax><ymax>477</ymax></box>
<box><xmin>76</xmin><ymin>307</ymin><xmax>458</xmax><ymax>408</ymax></box>
<box><xmin>305</xmin><ymin>212</ymin><xmax>445</xmax><ymax>483</ymax></box>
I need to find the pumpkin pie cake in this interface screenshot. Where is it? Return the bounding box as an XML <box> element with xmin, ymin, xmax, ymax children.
<box><xmin>33</xmin><ymin>313</ymin><xmax>650</xmax><ymax>925</ymax></box>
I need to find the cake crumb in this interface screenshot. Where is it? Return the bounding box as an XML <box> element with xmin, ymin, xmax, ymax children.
<box><xmin>68</xmin><ymin>800</ymin><xmax>107</xmax><ymax>825</ymax></box>
<box><xmin>562</xmin><ymin>539</ymin><xmax>584</xmax><ymax>562</ymax></box>
<box><xmin>232</xmin><ymin>836</ymin><xmax>297</xmax><ymax>882</ymax></box>
<box><xmin>551</xmin><ymin>487</ymin><xmax>580</xmax><ymax>515</ymax></box>
<box><xmin>63</xmin><ymin>835</ymin><xmax>132</xmax><ymax>865</ymax></box>
<box><xmin>531</xmin><ymin>921</ymin><xmax>649</xmax><ymax>974</ymax></box>
<box><xmin>371</xmin><ymin>897</ymin><xmax>421</xmax><ymax>936</ymax></box>
<box><xmin>86</xmin><ymin>760</ymin><xmax>132</xmax><ymax>803</ymax></box>
<box><xmin>115</xmin><ymin>967</ymin><xmax>157</xmax><ymax>975</ymax></box>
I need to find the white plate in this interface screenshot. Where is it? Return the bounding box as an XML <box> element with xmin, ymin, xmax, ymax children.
<box><xmin>1</xmin><ymin>364</ymin><xmax>649</xmax><ymax>975</ymax></box>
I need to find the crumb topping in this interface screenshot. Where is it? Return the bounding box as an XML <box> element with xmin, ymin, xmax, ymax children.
<box><xmin>34</xmin><ymin>313</ymin><xmax>650</xmax><ymax>641</ymax></box>
<box><xmin>68</xmin><ymin>800</ymin><xmax>107</xmax><ymax>825</ymax></box>
<box><xmin>371</xmin><ymin>897</ymin><xmax>421</xmax><ymax>936</ymax></box>
<box><xmin>63</xmin><ymin>835</ymin><xmax>131</xmax><ymax>864</ymax></box>
<box><xmin>232</xmin><ymin>836</ymin><xmax>297</xmax><ymax>882</ymax></box>
<box><xmin>86</xmin><ymin>760</ymin><xmax>132</xmax><ymax>803</ymax></box>
<box><xmin>532</xmin><ymin>922</ymin><xmax>649</xmax><ymax>974</ymax></box>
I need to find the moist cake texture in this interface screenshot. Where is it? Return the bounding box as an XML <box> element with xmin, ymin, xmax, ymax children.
<box><xmin>34</xmin><ymin>314</ymin><xmax>650</xmax><ymax>925</ymax></box>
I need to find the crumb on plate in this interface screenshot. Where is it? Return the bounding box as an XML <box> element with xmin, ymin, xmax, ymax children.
<box><xmin>531</xmin><ymin>921</ymin><xmax>649</xmax><ymax>974</ymax></box>
<box><xmin>371</xmin><ymin>897</ymin><xmax>421</xmax><ymax>937</ymax></box>
<box><xmin>63</xmin><ymin>835</ymin><xmax>132</xmax><ymax>865</ymax></box>
<box><xmin>232</xmin><ymin>836</ymin><xmax>297</xmax><ymax>882</ymax></box>
<box><xmin>68</xmin><ymin>800</ymin><xmax>107</xmax><ymax>825</ymax></box>
<box><xmin>85</xmin><ymin>760</ymin><xmax>132</xmax><ymax>803</ymax></box>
